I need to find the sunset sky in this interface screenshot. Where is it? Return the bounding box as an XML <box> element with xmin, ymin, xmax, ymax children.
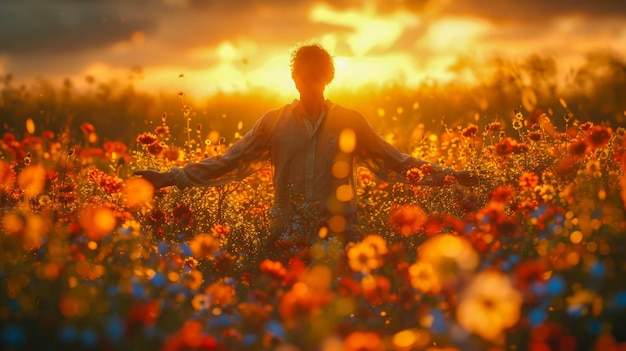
<box><xmin>1</xmin><ymin>0</ymin><xmax>625</xmax><ymax>99</ymax></box>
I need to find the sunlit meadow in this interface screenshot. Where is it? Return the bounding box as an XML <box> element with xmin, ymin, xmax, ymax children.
<box><xmin>1</xmin><ymin>53</ymin><xmax>626</xmax><ymax>351</ymax></box>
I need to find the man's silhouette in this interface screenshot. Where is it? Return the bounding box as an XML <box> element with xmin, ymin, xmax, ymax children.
<box><xmin>134</xmin><ymin>43</ymin><xmax>478</xmax><ymax>247</ymax></box>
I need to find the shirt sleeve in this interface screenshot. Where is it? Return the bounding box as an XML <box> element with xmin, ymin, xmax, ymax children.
<box><xmin>170</xmin><ymin>108</ymin><xmax>280</xmax><ymax>189</ymax></box>
<box><xmin>352</xmin><ymin>111</ymin><xmax>429</xmax><ymax>183</ymax></box>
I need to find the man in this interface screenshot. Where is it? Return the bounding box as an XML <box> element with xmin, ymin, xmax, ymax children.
<box><xmin>134</xmin><ymin>43</ymin><xmax>478</xmax><ymax>248</ymax></box>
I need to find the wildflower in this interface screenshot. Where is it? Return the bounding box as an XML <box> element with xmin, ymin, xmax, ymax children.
<box><xmin>259</xmin><ymin>259</ymin><xmax>287</xmax><ymax>280</ymax></box>
<box><xmin>389</xmin><ymin>204</ymin><xmax>427</xmax><ymax>236</ymax></box>
<box><xmin>405</xmin><ymin>167</ymin><xmax>424</xmax><ymax>183</ymax></box>
<box><xmin>347</xmin><ymin>240</ymin><xmax>383</xmax><ymax>273</ymax></box>
<box><xmin>419</xmin><ymin>164</ymin><xmax>435</xmax><ymax>175</ymax></box>
<box><xmin>211</xmin><ymin>224</ymin><xmax>230</xmax><ymax>239</ymax></box>
<box><xmin>100</xmin><ymin>174</ymin><xmax>124</xmax><ymax>195</ymax></box>
<box><xmin>568</xmin><ymin>139</ymin><xmax>588</xmax><ymax>158</ymax></box>
<box><xmin>343</xmin><ymin>331</ymin><xmax>382</xmax><ymax>351</ymax></box>
<box><xmin>123</xmin><ymin>177</ymin><xmax>154</xmax><ymax>208</ymax></box>
<box><xmin>361</xmin><ymin>274</ymin><xmax>391</xmax><ymax>305</ymax></box>
<box><xmin>191</xmin><ymin>294</ymin><xmax>211</xmax><ymax>311</ymax></box>
<box><xmin>518</xmin><ymin>172</ymin><xmax>539</xmax><ymax>190</ymax></box>
<box><xmin>494</xmin><ymin>137</ymin><xmax>515</xmax><ymax>156</ymax></box>
<box><xmin>163</xmin><ymin>148</ymin><xmax>182</xmax><ymax>162</ymax></box>
<box><xmin>462</xmin><ymin>124</ymin><xmax>479</xmax><ymax>138</ymax></box>
<box><xmin>185</xmin><ymin>269</ymin><xmax>204</xmax><ymax>290</ymax></box>
<box><xmin>579</xmin><ymin>121</ymin><xmax>593</xmax><ymax>132</ymax></box>
<box><xmin>513</xmin><ymin>142</ymin><xmax>529</xmax><ymax>153</ymax></box>
<box><xmin>586</xmin><ymin>125</ymin><xmax>612</xmax><ymax>148</ymax></box>
<box><xmin>487</xmin><ymin>121</ymin><xmax>502</xmax><ymax>132</ymax></box>
<box><xmin>205</xmin><ymin>280</ymin><xmax>236</xmax><ymax>307</ymax></box>
<box><xmin>161</xmin><ymin>320</ymin><xmax>218</xmax><ymax>351</ymax></box>
<box><xmin>527</xmin><ymin>131</ymin><xmax>543</xmax><ymax>141</ymax></box>
<box><xmin>358</xmin><ymin>168</ymin><xmax>375</xmax><ymax>184</ymax></box>
<box><xmin>0</xmin><ymin>161</ymin><xmax>16</xmax><ymax>188</ymax></box>
<box><xmin>78</xmin><ymin>205</ymin><xmax>117</xmax><ymax>241</ymax></box>
<box><xmin>154</xmin><ymin>125</ymin><xmax>170</xmax><ymax>135</ymax></box>
<box><xmin>213</xmin><ymin>252</ymin><xmax>236</xmax><ymax>274</ymax></box>
<box><xmin>147</xmin><ymin>141</ymin><xmax>165</xmax><ymax>156</ymax></box>
<box><xmin>362</xmin><ymin>234</ymin><xmax>388</xmax><ymax>255</ymax></box>
<box><xmin>456</xmin><ymin>270</ymin><xmax>522</xmax><ymax>341</ymax></box>
<box><xmin>103</xmin><ymin>140</ymin><xmax>128</xmax><ymax>160</ymax></box>
<box><xmin>3</xmin><ymin>132</ymin><xmax>16</xmax><ymax>144</ymax></box>
<box><xmin>80</xmin><ymin>122</ymin><xmax>96</xmax><ymax>136</ymax></box>
<box><xmin>189</xmin><ymin>234</ymin><xmax>219</xmax><ymax>258</ymax></box>
<box><xmin>417</xmin><ymin>234</ymin><xmax>479</xmax><ymax>288</ymax></box>
<box><xmin>238</xmin><ymin>302</ymin><xmax>271</xmax><ymax>330</ymax></box>
<box><xmin>17</xmin><ymin>165</ymin><xmax>46</xmax><ymax>199</ymax></box>
<box><xmin>278</xmin><ymin>266</ymin><xmax>333</xmax><ymax>323</ymax></box>
<box><xmin>443</xmin><ymin>174</ymin><xmax>458</xmax><ymax>185</ymax></box>
<box><xmin>136</xmin><ymin>132</ymin><xmax>158</xmax><ymax>145</ymax></box>
<box><xmin>514</xmin><ymin>260</ymin><xmax>547</xmax><ymax>291</ymax></box>
<box><xmin>173</xmin><ymin>203</ymin><xmax>194</xmax><ymax>228</ymax></box>
<box><xmin>490</xmin><ymin>186</ymin><xmax>514</xmax><ymax>203</ymax></box>
<box><xmin>585</xmin><ymin>159</ymin><xmax>602</xmax><ymax>178</ymax></box>
<box><xmin>392</xmin><ymin>329</ymin><xmax>432</xmax><ymax>351</ymax></box>
<box><xmin>408</xmin><ymin>261</ymin><xmax>441</xmax><ymax>293</ymax></box>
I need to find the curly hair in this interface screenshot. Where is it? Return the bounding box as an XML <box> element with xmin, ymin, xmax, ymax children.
<box><xmin>290</xmin><ymin>43</ymin><xmax>335</xmax><ymax>86</ymax></box>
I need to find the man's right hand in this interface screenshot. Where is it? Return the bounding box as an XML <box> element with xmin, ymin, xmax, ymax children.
<box><xmin>133</xmin><ymin>170</ymin><xmax>174</xmax><ymax>189</ymax></box>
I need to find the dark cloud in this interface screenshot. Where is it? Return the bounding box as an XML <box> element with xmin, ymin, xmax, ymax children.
<box><xmin>442</xmin><ymin>0</ymin><xmax>626</xmax><ymax>22</ymax></box>
<box><xmin>0</xmin><ymin>0</ymin><xmax>160</xmax><ymax>55</ymax></box>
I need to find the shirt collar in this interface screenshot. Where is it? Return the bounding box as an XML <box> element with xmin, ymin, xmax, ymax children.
<box><xmin>290</xmin><ymin>99</ymin><xmax>334</xmax><ymax>117</ymax></box>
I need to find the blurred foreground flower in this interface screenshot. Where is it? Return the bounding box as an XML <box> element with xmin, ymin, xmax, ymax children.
<box><xmin>417</xmin><ymin>234</ymin><xmax>479</xmax><ymax>288</ymax></box>
<box><xmin>456</xmin><ymin>270</ymin><xmax>522</xmax><ymax>342</ymax></box>
<box><xmin>389</xmin><ymin>204</ymin><xmax>427</xmax><ymax>236</ymax></box>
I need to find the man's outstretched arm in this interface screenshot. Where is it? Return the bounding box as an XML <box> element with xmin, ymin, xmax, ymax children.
<box><xmin>134</xmin><ymin>108</ymin><xmax>281</xmax><ymax>190</ymax></box>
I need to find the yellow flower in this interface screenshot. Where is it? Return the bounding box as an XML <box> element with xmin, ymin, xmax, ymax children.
<box><xmin>347</xmin><ymin>240</ymin><xmax>383</xmax><ymax>273</ymax></box>
<box><xmin>189</xmin><ymin>234</ymin><xmax>219</xmax><ymax>258</ymax></box>
<box><xmin>456</xmin><ymin>270</ymin><xmax>522</xmax><ymax>342</ymax></box>
<box><xmin>408</xmin><ymin>261</ymin><xmax>441</xmax><ymax>294</ymax></box>
<box><xmin>205</xmin><ymin>280</ymin><xmax>236</xmax><ymax>307</ymax></box>
<box><xmin>417</xmin><ymin>234</ymin><xmax>479</xmax><ymax>288</ymax></box>
<box><xmin>362</xmin><ymin>234</ymin><xmax>388</xmax><ymax>255</ymax></box>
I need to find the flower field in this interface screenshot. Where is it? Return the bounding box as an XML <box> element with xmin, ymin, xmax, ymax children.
<box><xmin>1</xmin><ymin>89</ymin><xmax>626</xmax><ymax>351</ymax></box>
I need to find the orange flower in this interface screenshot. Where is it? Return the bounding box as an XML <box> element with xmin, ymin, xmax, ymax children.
<box><xmin>518</xmin><ymin>172</ymin><xmax>539</xmax><ymax>190</ymax></box>
<box><xmin>417</xmin><ymin>234</ymin><xmax>479</xmax><ymax>288</ymax></box>
<box><xmin>259</xmin><ymin>259</ymin><xmax>287</xmax><ymax>280</ymax></box>
<box><xmin>147</xmin><ymin>141</ymin><xmax>164</xmax><ymax>156</ymax></box>
<box><xmin>494</xmin><ymin>137</ymin><xmax>515</xmax><ymax>156</ymax></box>
<box><xmin>405</xmin><ymin>167</ymin><xmax>424</xmax><ymax>183</ymax></box>
<box><xmin>155</xmin><ymin>125</ymin><xmax>170</xmax><ymax>135</ymax></box>
<box><xmin>568</xmin><ymin>139</ymin><xmax>588</xmax><ymax>157</ymax></box>
<box><xmin>80</xmin><ymin>122</ymin><xmax>96</xmax><ymax>136</ymax></box>
<box><xmin>408</xmin><ymin>261</ymin><xmax>441</xmax><ymax>293</ymax></box>
<box><xmin>389</xmin><ymin>204</ymin><xmax>427</xmax><ymax>236</ymax></box>
<box><xmin>487</xmin><ymin>121</ymin><xmax>502</xmax><ymax>132</ymax></box>
<box><xmin>211</xmin><ymin>224</ymin><xmax>230</xmax><ymax>239</ymax></box>
<box><xmin>136</xmin><ymin>132</ymin><xmax>158</xmax><ymax>145</ymax></box>
<box><xmin>462</xmin><ymin>124</ymin><xmax>479</xmax><ymax>138</ymax></box>
<box><xmin>204</xmin><ymin>279</ymin><xmax>236</xmax><ymax>307</ymax></box>
<box><xmin>586</xmin><ymin>125</ymin><xmax>612</xmax><ymax>148</ymax></box>
<box><xmin>344</xmin><ymin>331</ymin><xmax>382</xmax><ymax>351</ymax></box>
<box><xmin>347</xmin><ymin>240</ymin><xmax>384</xmax><ymax>273</ymax></box>
<box><xmin>456</xmin><ymin>270</ymin><xmax>522</xmax><ymax>342</ymax></box>
<box><xmin>189</xmin><ymin>234</ymin><xmax>219</xmax><ymax>258</ymax></box>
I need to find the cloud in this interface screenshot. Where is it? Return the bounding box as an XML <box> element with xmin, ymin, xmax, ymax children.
<box><xmin>439</xmin><ymin>0</ymin><xmax>626</xmax><ymax>22</ymax></box>
<box><xmin>0</xmin><ymin>0</ymin><xmax>161</xmax><ymax>55</ymax></box>
<box><xmin>0</xmin><ymin>0</ymin><xmax>624</xmax><ymax>96</ymax></box>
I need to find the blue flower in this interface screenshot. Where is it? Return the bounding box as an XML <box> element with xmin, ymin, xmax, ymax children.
<box><xmin>2</xmin><ymin>325</ymin><xmax>25</xmax><ymax>347</ymax></box>
<box><xmin>546</xmin><ymin>275</ymin><xmax>566</xmax><ymax>295</ymax></box>
<box><xmin>105</xmin><ymin>316</ymin><xmax>124</xmax><ymax>342</ymax></box>
<box><xmin>81</xmin><ymin>328</ymin><xmax>98</xmax><ymax>347</ymax></box>
<box><xmin>59</xmin><ymin>326</ymin><xmax>79</xmax><ymax>343</ymax></box>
